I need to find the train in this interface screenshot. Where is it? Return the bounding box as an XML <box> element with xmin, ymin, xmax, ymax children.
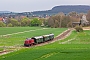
<box><xmin>24</xmin><ymin>33</ymin><xmax>54</xmax><ymax>47</ymax></box>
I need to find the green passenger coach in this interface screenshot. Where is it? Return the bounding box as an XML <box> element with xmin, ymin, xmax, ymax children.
<box><xmin>32</xmin><ymin>36</ymin><xmax>44</xmax><ymax>44</ymax></box>
<box><xmin>43</xmin><ymin>35</ymin><xmax>50</xmax><ymax>41</ymax></box>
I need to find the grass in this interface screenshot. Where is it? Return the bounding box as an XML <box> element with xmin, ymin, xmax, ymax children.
<box><xmin>0</xmin><ymin>27</ymin><xmax>67</xmax><ymax>53</ymax></box>
<box><xmin>0</xmin><ymin>48</ymin><xmax>3</xmax><ymax>51</ymax></box>
<box><xmin>0</xmin><ymin>27</ymin><xmax>67</xmax><ymax>46</ymax></box>
<box><xmin>0</xmin><ymin>30</ymin><xmax>90</xmax><ymax>60</ymax></box>
<box><xmin>59</xmin><ymin>30</ymin><xmax>90</xmax><ymax>44</ymax></box>
<box><xmin>0</xmin><ymin>27</ymin><xmax>42</xmax><ymax>35</ymax></box>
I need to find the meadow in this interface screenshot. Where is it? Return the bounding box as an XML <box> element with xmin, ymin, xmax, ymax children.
<box><xmin>0</xmin><ymin>27</ymin><xmax>67</xmax><ymax>51</ymax></box>
<box><xmin>0</xmin><ymin>27</ymin><xmax>43</xmax><ymax>35</ymax></box>
<box><xmin>0</xmin><ymin>27</ymin><xmax>90</xmax><ymax>60</ymax></box>
<box><xmin>0</xmin><ymin>27</ymin><xmax>67</xmax><ymax>46</ymax></box>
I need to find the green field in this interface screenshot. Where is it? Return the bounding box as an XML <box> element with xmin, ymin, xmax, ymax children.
<box><xmin>0</xmin><ymin>27</ymin><xmax>67</xmax><ymax>52</ymax></box>
<box><xmin>0</xmin><ymin>27</ymin><xmax>43</xmax><ymax>35</ymax></box>
<box><xmin>0</xmin><ymin>27</ymin><xmax>67</xmax><ymax>46</ymax></box>
<box><xmin>0</xmin><ymin>27</ymin><xmax>90</xmax><ymax>60</ymax></box>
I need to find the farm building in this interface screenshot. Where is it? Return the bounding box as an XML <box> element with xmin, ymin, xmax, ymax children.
<box><xmin>72</xmin><ymin>15</ymin><xmax>89</xmax><ymax>27</ymax></box>
<box><xmin>72</xmin><ymin>22</ymin><xmax>80</xmax><ymax>27</ymax></box>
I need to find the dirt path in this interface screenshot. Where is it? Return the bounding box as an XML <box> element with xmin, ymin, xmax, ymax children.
<box><xmin>83</xmin><ymin>27</ymin><xmax>90</xmax><ymax>30</ymax></box>
<box><xmin>0</xmin><ymin>50</ymin><xmax>13</xmax><ymax>56</ymax></box>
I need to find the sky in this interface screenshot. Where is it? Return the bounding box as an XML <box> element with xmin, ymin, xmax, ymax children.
<box><xmin>0</xmin><ymin>0</ymin><xmax>90</xmax><ymax>12</ymax></box>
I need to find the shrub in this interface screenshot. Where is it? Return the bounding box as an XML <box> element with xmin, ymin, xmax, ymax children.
<box><xmin>7</xmin><ymin>23</ymin><xmax>13</xmax><ymax>27</ymax></box>
<box><xmin>75</xmin><ymin>25</ymin><xmax>83</xmax><ymax>32</ymax></box>
<box><xmin>0</xmin><ymin>21</ymin><xmax>6</xmax><ymax>27</ymax></box>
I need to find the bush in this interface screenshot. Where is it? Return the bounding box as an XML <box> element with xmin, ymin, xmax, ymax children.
<box><xmin>0</xmin><ymin>21</ymin><xmax>6</xmax><ymax>27</ymax></box>
<box><xmin>75</xmin><ymin>25</ymin><xmax>83</xmax><ymax>32</ymax></box>
<box><xmin>7</xmin><ymin>23</ymin><xmax>13</xmax><ymax>27</ymax></box>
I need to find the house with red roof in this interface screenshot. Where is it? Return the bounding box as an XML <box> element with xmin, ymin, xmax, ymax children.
<box><xmin>0</xmin><ymin>17</ymin><xmax>3</xmax><ymax>21</ymax></box>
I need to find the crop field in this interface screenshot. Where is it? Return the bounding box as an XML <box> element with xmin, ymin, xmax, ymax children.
<box><xmin>0</xmin><ymin>27</ymin><xmax>67</xmax><ymax>51</ymax></box>
<box><xmin>0</xmin><ymin>28</ymin><xmax>90</xmax><ymax>60</ymax></box>
<box><xmin>0</xmin><ymin>27</ymin><xmax>43</xmax><ymax>35</ymax></box>
<box><xmin>0</xmin><ymin>27</ymin><xmax>67</xmax><ymax>46</ymax></box>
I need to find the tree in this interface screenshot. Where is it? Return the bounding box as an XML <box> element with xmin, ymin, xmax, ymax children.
<box><xmin>42</xmin><ymin>19</ymin><xmax>48</xmax><ymax>27</ymax></box>
<box><xmin>39</xmin><ymin>18</ymin><xmax>46</xmax><ymax>27</ymax></box>
<box><xmin>55</xmin><ymin>12</ymin><xmax>65</xmax><ymax>27</ymax></box>
<box><xmin>87</xmin><ymin>10</ymin><xmax>90</xmax><ymax>25</ymax></box>
<box><xmin>80</xmin><ymin>15</ymin><xmax>89</xmax><ymax>26</ymax></box>
<box><xmin>10</xmin><ymin>18</ymin><xmax>19</xmax><ymax>27</ymax></box>
<box><xmin>30</xmin><ymin>18</ymin><xmax>42</xmax><ymax>26</ymax></box>
<box><xmin>47</xmin><ymin>16</ymin><xmax>55</xmax><ymax>27</ymax></box>
<box><xmin>0</xmin><ymin>21</ymin><xmax>6</xmax><ymax>27</ymax></box>
<box><xmin>47</xmin><ymin>12</ymin><xmax>66</xmax><ymax>28</ymax></box>
<box><xmin>7</xmin><ymin>23</ymin><xmax>13</xmax><ymax>27</ymax></box>
<box><xmin>21</xmin><ymin>17</ymin><xmax>30</xmax><ymax>26</ymax></box>
<box><xmin>68</xmin><ymin>11</ymin><xmax>78</xmax><ymax>17</ymax></box>
<box><xmin>75</xmin><ymin>25</ymin><xmax>83</xmax><ymax>32</ymax></box>
<box><xmin>61</xmin><ymin>16</ymin><xmax>71</xmax><ymax>27</ymax></box>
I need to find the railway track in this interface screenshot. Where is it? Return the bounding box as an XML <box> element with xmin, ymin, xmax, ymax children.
<box><xmin>33</xmin><ymin>29</ymin><xmax>72</xmax><ymax>47</ymax></box>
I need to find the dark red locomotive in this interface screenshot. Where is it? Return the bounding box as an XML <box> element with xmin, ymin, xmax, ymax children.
<box><xmin>24</xmin><ymin>38</ymin><xmax>34</xmax><ymax>46</ymax></box>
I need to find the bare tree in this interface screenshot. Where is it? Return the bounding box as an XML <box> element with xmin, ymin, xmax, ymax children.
<box><xmin>80</xmin><ymin>15</ymin><xmax>89</xmax><ymax>26</ymax></box>
<box><xmin>87</xmin><ymin>10</ymin><xmax>90</xmax><ymax>25</ymax></box>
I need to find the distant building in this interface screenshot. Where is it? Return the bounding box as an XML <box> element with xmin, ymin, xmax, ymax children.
<box><xmin>72</xmin><ymin>15</ymin><xmax>89</xmax><ymax>27</ymax></box>
<box><xmin>0</xmin><ymin>17</ymin><xmax>3</xmax><ymax>21</ymax></box>
<box><xmin>0</xmin><ymin>17</ymin><xmax>7</xmax><ymax>23</ymax></box>
<box><xmin>72</xmin><ymin>22</ymin><xmax>80</xmax><ymax>27</ymax></box>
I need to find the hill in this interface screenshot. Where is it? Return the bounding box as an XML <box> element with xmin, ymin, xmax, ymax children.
<box><xmin>0</xmin><ymin>11</ymin><xmax>12</xmax><ymax>13</ymax></box>
<box><xmin>31</xmin><ymin>5</ymin><xmax>90</xmax><ymax>15</ymax></box>
<box><xmin>0</xmin><ymin>5</ymin><xmax>90</xmax><ymax>16</ymax></box>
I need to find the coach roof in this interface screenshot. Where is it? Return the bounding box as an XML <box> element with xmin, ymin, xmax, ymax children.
<box><xmin>33</xmin><ymin>36</ymin><xmax>43</xmax><ymax>39</ymax></box>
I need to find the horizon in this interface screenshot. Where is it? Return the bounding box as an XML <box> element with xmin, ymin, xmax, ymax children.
<box><xmin>0</xmin><ymin>0</ymin><xmax>90</xmax><ymax>12</ymax></box>
<box><xmin>0</xmin><ymin>5</ymin><xmax>90</xmax><ymax>13</ymax></box>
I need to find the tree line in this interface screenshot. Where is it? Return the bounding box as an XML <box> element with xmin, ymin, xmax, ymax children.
<box><xmin>0</xmin><ymin>17</ymin><xmax>42</xmax><ymax>27</ymax></box>
<box><xmin>0</xmin><ymin>11</ymin><xmax>90</xmax><ymax>27</ymax></box>
<box><xmin>46</xmin><ymin>11</ymin><xmax>90</xmax><ymax>28</ymax></box>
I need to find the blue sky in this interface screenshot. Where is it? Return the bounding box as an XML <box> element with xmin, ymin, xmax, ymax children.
<box><xmin>0</xmin><ymin>0</ymin><xmax>90</xmax><ymax>12</ymax></box>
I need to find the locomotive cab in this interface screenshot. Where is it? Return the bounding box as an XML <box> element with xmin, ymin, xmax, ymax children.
<box><xmin>24</xmin><ymin>38</ymin><xmax>34</xmax><ymax>46</ymax></box>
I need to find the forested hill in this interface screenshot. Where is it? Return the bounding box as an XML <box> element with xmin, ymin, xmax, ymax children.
<box><xmin>0</xmin><ymin>11</ymin><xmax>11</xmax><ymax>13</ymax></box>
<box><xmin>32</xmin><ymin>5</ymin><xmax>90</xmax><ymax>15</ymax></box>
